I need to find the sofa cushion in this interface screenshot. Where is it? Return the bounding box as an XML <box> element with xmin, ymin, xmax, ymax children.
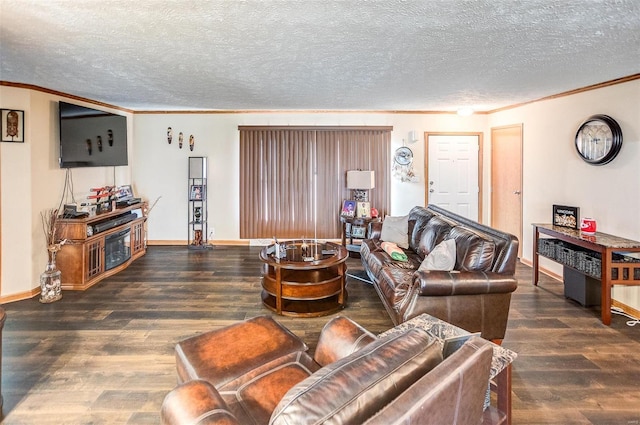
<box><xmin>418</xmin><ymin>239</ymin><xmax>456</xmax><ymax>271</ymax></box>
<box><xmin>448</xmin><ymin>226</ymin><xmax>496</xmax><ymax>271</ymax></box>
<box><xmin>380</xmin><ymin>215</ymin><xmax>409</xmax><ymax>249</ymax></box>
<box><xmin>270</xmin><ymin>328</ymin><xmax>443</xmax><ymax>425</ymax></box>
<box><xmin>408</xmin><ymin>208</ymin><xmax>436</xmax><ymax>252</ymax></box>
<box><xmin>219</xmin><ymin>350</ymin><xmax>320</xmax><ymax>392</ymax></box>
<box><xmin>227</xmin><ymin>352</ymin><xmax>320</xmax><ymax>424</ymax></box>
<box><xmin>359</xmin><ymin>238</ymin><xmax>382</xmax><ymax>258</ymax></box>
<box><xmin>377</xmin><ymin>267</ymin><xmax>416</xmax><ymax>314</ymax></box>
<box><xmin>416</xmin><ymin>216</ymin><xmax>454</xmax><ymax>258</ymax></box>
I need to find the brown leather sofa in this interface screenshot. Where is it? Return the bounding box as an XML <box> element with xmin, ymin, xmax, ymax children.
<box><xmin>161</xmin><ymin>315</ymin><xmax>496</xmax><ymax>425</ymax></box>
<box><xmin>361</xmin><ymin>205</ymin><xmax>519</xmax><ymax>341</ymax></box>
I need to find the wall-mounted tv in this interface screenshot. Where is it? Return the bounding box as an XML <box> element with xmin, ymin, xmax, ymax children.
<box><xmin>59</xmin><ymin>101</ymin><xmax>128</xmax><ymax>168</ymax></box>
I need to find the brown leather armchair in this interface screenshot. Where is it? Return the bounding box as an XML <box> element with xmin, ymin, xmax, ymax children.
<box><xmin>161</xmin><ymin>315</ymin><xmax>495</xmax><ymax>425</ymax></box>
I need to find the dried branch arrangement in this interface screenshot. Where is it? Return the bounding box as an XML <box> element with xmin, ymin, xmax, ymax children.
<box><xmin>41</xmin><ymin>209</ymin><xmax>67</xmax><ymax>261</ymax></box>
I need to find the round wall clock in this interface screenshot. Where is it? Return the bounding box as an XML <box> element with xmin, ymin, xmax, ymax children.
<box><xmin>394</xmin><ymin>146</ymin><xmax>413</xmax><ymax>165</ymax></box>
<box><xmin>574</xmin><ymin>114</ymin><xmax>623</xmax><ymax>165</ymax></box>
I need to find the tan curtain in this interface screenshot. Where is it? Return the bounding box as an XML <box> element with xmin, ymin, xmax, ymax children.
<box><xmin>240</xmin><ymin>126</ymin><xmax>391</xmax><ymax>239</ymax></box>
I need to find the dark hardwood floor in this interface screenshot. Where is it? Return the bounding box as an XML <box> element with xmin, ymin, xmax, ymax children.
<box><xmin>1</xmin><ymin>245</ymin><xmax>639</xmax><ymax>424</ymax></box>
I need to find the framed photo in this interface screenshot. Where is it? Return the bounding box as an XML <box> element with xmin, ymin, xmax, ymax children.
<box><xmin>341</xmin><ymin>200</ymin><xmax>356</xmax><ymax>217</ymax></box>
<box><xmin>190</xmin><ymin>184</ymin><xmax>204</xmax><ymax>200</ymax></box>
<box><xmin>351</xmin><ymin>226</ymin><xmax>367</xmax><ymax>238</ymax></box>
<box><xmin>356</xmin><ymin>201</ymin><xmax>370</xmax><ymax>218</ymax></box>
<box><xmin>553</xmin><ymin>205</ymin><xmax>579</xmax><ymax>229</ymax></box>
<box><xmin>1</xmin><ymin>109</ymin><xmax>25</xmax><ymax>143</ymax></box>
<box><xmin>116</xmin><ymin>185</ymin><xmax>134</xmax><ymax>201</ymax></box>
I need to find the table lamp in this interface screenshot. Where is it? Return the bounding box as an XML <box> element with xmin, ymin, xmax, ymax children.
<box><xmin>347</xmin><ymin>170</ymin><xmax>375</xmax><ymax>202</ymax></box>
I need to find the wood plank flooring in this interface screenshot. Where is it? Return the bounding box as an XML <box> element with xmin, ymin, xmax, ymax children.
<box><xmin>1</xmin><ymin>245</ymin><xmax>639</xmax><ymax>424</ymax></box>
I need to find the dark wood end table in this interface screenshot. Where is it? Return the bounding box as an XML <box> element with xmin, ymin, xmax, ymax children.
<box><xmin>259</xmin><ymin>240</ymin><xmax>349</xmax><ymax>317</ymax></box>
<box><xmin>340</xmin><ymin>216</ymin><xmax>377</xmax><ymax>257</ymax></box>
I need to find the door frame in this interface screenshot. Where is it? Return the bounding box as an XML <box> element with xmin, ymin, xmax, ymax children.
<box><xmin>424</xmin><ymin>132</ymin><xmax>484</xmax><ymax>222</ymax></box>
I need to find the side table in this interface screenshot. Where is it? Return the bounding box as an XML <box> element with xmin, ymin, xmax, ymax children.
<box><xmin>340</xmin><ymin>216</ymin><xmax>376</xmax><ymax>257</ymax></box>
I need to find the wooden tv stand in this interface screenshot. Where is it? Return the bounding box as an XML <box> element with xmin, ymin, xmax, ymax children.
<box><xmin>56</xmin><ymin>203</ymin><xmax>147</xmax><ymax>290</ymax></box>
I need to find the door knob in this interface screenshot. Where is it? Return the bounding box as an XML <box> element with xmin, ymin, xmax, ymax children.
<box><xmin>514</xmin><ymin>191</ymin><xmax>521</xmax><ymax>195</ymax></box>
<box><xmin>429</xmin><ymin>189</ymin><xmax>434</xmax><ymax>193</ymax></box>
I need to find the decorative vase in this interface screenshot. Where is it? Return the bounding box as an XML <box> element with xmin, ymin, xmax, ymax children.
<box><xmin>40</xmin><ymin>250</ymin><xmax>62</xmax><ymax>303</ymax></box>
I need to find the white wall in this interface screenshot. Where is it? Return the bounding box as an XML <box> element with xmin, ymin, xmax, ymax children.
<box><xmin>489</xmin><ymin>79</ymin><xmax>640</xmax><ymax>309</ymax></box>
<box><xmin>0</xmin><ymin>86</ymin><xmax>33</xmax><ymax>296</ymax></box>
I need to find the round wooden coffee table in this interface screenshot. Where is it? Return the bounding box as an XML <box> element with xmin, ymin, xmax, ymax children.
<box><xmin>259</xmin><ymin>240</ymin><xmax>348</xmax><ymax>317</ymax></box>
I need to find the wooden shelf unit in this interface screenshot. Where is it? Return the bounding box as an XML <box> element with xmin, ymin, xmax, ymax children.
<box><xmin>56</xmin><ymin>203</ymin><xmax>147</xmax><ymax>290</ymax></box>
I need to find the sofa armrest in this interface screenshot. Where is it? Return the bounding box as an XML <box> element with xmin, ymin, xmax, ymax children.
<box><xmin>368</xmin><ymin>221</ymin><xmax>383</xmax><ymax>240</ymax></box>
<box><xmin>161</xmin><ymin>380</ymin><xmax>240</xmax><ymax>425</ymax></box>
<box><xmin>414</xmin><ymin>271</ymin><xmax>517</xmax><ymax>296</ymax></box>
<box><xmin>314</xmin><ymin>316</ymin><xmax>376</xmax><ymax>366</ymax></box>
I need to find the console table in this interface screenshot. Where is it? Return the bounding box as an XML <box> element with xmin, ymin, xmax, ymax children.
<box><xmin>532</xmin><ymin>224</ymin><xmax>640</xmax><ymax>325</ymax></box>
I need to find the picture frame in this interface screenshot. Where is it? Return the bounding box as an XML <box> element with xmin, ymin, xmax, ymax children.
<box><xmin>351</xmin><ymin>226</ymin><xmax>367</xmax><ymax>238</ymax></box>
<box><xmin>341</xmin><ymin>200</ymin><xmax>356</xmax><ymax>217</ymax></box>
<box><xmin>116</xmin><ymin>184</ymin><xmax>134</xmax><ymax>201</ymax></box>
<box><xmin>190</xmin><ymin>184</ymin><xmax>204</xmax><ymax>200</ymax></box>
<box><xmin>1</xmin><ymin>109</ymin><xmax>25</xmax><ymax>143</ymax></box>
<box><xmin>553</xmin><ymin>205</ymin><xmax>579</xmax><ymax>229</ymax></box>
<box><xmin>356</xmin><ymin>201</ymin><xmax>370</xmax><ymax>218</ymax></box>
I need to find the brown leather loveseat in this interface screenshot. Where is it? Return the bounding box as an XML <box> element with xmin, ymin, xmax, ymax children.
<box><xmin>161</xmin><ymin>315</ymin><xmax>496</xmax><ymax>425</ymax></box>
<box><xmin>361</xmin><ymin>205</ymin><xmax>519</xmax><ymax>341</ymax></box>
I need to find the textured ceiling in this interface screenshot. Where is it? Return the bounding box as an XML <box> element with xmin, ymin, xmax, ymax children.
<box><xmin>1</xmin><ymin>0</ymin><xmax>639</xmax><ymax>112</ymax></box>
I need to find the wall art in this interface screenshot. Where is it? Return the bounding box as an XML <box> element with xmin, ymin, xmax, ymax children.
<box><xmin>1</xmin><ymin>109</ymin><xmax>25</xmax><ymax>143</ymax></box>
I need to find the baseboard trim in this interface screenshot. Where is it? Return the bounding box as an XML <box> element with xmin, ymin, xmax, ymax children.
<box><xmin>0</xmin><ymin>287</ymin><xmax>40</xmax><ymax>304</ymax></box>
<box><xmin>148</xmin><ymin>240</ymin><xmax>250</xmax><ymax>246</ymax></box>
<box><xmin>519</xmin><ymin>258</ymin><xmax>562</xmax><ymax>281</ymax></box>
<box><xmin>612</xmin><ymin>299</ymin><xmax>640</xmax><ymax>319</ymax></box>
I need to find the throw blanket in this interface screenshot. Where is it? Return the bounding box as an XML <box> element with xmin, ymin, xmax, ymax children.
<box><xmin>381</xmin><ymin>241</ymin><xmax>408</xmax><ymax>262</ymax></box>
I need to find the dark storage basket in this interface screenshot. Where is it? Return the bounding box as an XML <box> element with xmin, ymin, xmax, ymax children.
<box><xmin>576</xmin><ymin>251</ymin><xmax>601</xmax><ymax>278</ymax></box>
<box><xmin>537</xmin><ymin>239</ymin><xmax>557</xmax><ymax>258</ymax></box>
<box><xmin>555</xmin><ymin>242</ymin><xmax>577</xmax><ymax>268</ymax></box>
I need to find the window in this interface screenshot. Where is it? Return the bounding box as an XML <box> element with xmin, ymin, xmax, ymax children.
<box><xmin>239</xmin><ymin>126</ymin><xmax>391</xmax><ymax>239</ymax></box>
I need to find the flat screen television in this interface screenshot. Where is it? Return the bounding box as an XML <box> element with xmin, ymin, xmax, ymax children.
<box><xmin>59</xmin><ymin>101</ymin><xmax>128</xmax><ymax>168</ymax></box>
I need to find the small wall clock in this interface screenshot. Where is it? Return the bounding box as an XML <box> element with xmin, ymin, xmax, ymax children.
<box><xmin>574</xmin><ymin>114</ymin><xmax>623</xmax><ymax>165</ymax></box>
<box><xmin>393</xmin><ymin>146</ymin><xmax>413</xmax><ymax>165</ymax></box>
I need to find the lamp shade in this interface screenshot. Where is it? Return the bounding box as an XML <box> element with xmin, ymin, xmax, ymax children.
<box><xmin>347</xmin><ymin>170</ymin><xmax>375</xmax><ymax>190</ymax></box>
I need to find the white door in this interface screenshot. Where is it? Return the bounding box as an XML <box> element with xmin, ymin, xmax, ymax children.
<box><xmin>491</xmin><ymin>124</ymin><xmax>523</xmax><ymax>256</ymax></box>
<box><xmin>426</xmin><ymin>134</ymin><xmax>479</xmax><ymax>220</ymax></box>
